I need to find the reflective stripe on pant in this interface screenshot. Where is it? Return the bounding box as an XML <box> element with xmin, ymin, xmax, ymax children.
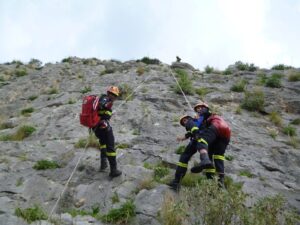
<box><xmin>100</xmin><ymin>144</ymin><xmax>107</xmax><ymax>160</ymax></box>
<box><xmin>175</xmin><ymin>141</ymin><xmax>197</xmax><ymax>182</ymax></box>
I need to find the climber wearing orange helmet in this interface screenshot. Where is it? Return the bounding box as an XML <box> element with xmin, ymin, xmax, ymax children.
<box><xmin>168</xmin><ymin>114</ymin><xmax>213</xmax><ymax>191</ymax></box>
<box><xmin>92</xmin><ymin>86</ymin><xmax>122</xmax><ymax>178</ymax></box>
<box><xmin>191</xmin><ymin>101</ymin><xmax>231</xmax><ymax>187</ymax></box>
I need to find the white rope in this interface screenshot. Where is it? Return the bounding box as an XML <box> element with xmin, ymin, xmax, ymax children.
<box><xmin>113</xmin><ymin>75</ymin><xmax>150</xmax><ymax>114</ymax></box>
<box><xmin>47</xmin><ymin>75</ymin><xmax>150</xmax><ymax>221</ymax></box>
<box><xmin>170</xmin><ymin>70</ymin><xmax>194</xmax><ymax>112</ymax></box>
<box><xmin>47</xmin><ymin>135</ymin><xmax>90</xmax><ymax>222</ymax></box>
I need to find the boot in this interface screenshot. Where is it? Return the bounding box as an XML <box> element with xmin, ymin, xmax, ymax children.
<box><xmin>218</xmin><ymin>176</ymin><xmax>225</xmax><ymax>189</ymax></box>
<box><xmin>108</xmin><ymin>157</ymin><xmax>122</xmax><ymax>178</ymax></box>
<box><xmin>167</xmin><ymin>179</ymin><xmax>180</xmax><ymax>191</ymax></box>
<box><xmin>99</xmin><ymin>157</ymin><xmax>108</xmax><ymax>171</ymax></box>
<box><xmin>167</xmin><ymin>166</ymin><xmax>186</xmax><ymax>191</ymax></box>
<box><xmin>191</xmin><ymin>153</ymin><xmax>213</xmax><ymax>173</ymax></box>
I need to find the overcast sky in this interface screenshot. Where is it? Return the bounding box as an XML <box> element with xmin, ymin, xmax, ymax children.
<box><xmin>0</xmin><ymin>0</ymin><xmax>299</xmax><ymax>69</ymax></box>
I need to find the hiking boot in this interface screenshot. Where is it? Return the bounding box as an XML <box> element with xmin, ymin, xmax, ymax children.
<box><xmin>167</xmin><ymin>180</ymin><xmax>180</xmax><ymax>192</ymax></box>
<box><xmin>99</xmin><ymin>158</ymin><xmax>108</xmax><ymax>172</ymax></box>
<box><xmin>191</xmin><ymin>158</ymin><xmax>213</xmax><ymax>173</ymax></box>
<box><xmin>218</xmin><ymin>176</ymin><xmax>225</xmax><ymax>189</ymax></box>
<box><xmin>109</xmin><ymin>169</ymin><xmax>122</xmax><ymax>178</ymax></box>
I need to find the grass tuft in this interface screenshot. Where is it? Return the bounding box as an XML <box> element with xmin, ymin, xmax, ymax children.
<box><xmin>241</xmin><ymin>88</ymin><xmax>264</xmax><ymax>111</ymax></box>
<box><xmin>33</xmin><ymin>160</ymin><xmax>60</xmax><ymax>170</ymax></box>
<box><xmin>15</xmin><ymin>205</ymin><xmax>48</xmax><ymax>223</ymax></box>
<box><xmin>173</xmin><ymin>69</ymin><xmax>194</xmax><ymax>95</ymax></box>
<box><xmin>231</xmin><ymin>79</ymin><xmax>247</xmax><ymax>92</ymax></box>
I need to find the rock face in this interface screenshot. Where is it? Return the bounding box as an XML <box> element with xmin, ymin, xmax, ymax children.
<box><xmin>0</xmin><ymin>58</ymin><xmax>299</xmax><ymax>224</ymax></box>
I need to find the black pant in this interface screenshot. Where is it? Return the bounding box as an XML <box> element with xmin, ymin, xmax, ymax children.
<box><xmin>174</xmin><ymin>141</ymin><xmax>198</xmax><ymax>182</ymax></box>
<box><xmin>93</xmin><ymin>124</ymin><xmax>117</xmax><ymax>169</ymax></box>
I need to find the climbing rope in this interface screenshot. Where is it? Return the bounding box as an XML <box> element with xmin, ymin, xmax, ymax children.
<box><xmin>169</xmin><ymin>70</ymin><xmax>194</xmax><ymax>112</ymax></box>
<box><xmin>47</xmin><ymin>75</ymin><xmax>150</xmax><ymax>221</ymax></box>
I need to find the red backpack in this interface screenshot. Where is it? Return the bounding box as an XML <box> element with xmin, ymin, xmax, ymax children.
<box><xmin>80</xmin><ymin>95</ymin><xmax>100</xmax><ymax>128</ymax></box>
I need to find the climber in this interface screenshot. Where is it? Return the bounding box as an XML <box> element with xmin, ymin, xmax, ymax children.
<box><xmin>167</xmin><ymin>113</ymin><xmax>213</xmax><ymax>191</ymax></box>
<box><xmin>191</xmin><ymin>101</ymin><xmax>231</xmax><ymax>188</ymax></box>
<box><xmin>92</xmin><ymin>86</ymin><xmax>122</xmax><ymax>178</ymax></box>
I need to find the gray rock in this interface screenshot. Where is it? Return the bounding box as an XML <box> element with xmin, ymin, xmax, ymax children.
<box><xmin>171</xmin><ymin>62</ymin><xmax>195</xmax><ymax>70</ymax></box>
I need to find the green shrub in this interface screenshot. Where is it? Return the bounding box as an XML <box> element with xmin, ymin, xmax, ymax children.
<box><xmin>288</xmin><ymin>71</ymin><xmax>300</xmax><ymax>82</ymax></box>
<box><xmin>61</xmin><ymin>57</ymin><xmax>72</xmax><ymax>63</ymax></box>
<box><xmin>15</xmin><ymin>69</ymin><xmax>28</xmax><ymax>77</ymax></box>
<box><xmin>11</xmin><ymin>60</ymin><xmax>24</xmax><ymax>66</ymax></box>
<box><xmin>136</xmin><ymin>66</ymin><xmax>145</xmax><ymax>75</ymax></box>
<box><xmin>48</xmin><ymin>88</ymin><xmax>58</xmax><ymax>95</ymax></box>
<box><xmin>256</xmin><ymin>73</ymin><xmax>267</xmax><ymax>85</ymax></box>
<box><xmin>143</xmin><ymin>162</ymin><xmax>154</xmax><ymax>170</ymax></box>
<box><xmin>33</xmin><ymin>160</ymin><xmax>60</xmax><ymax>170</ymax></box>
<box><xmin>225</xmin><ymin>155</ymin><xmax>234</xmax><ymax>161</ymax></box>
<box><xmin>15</xmin><ymin>205</ymin><xmax>48</xmax><ymax>223</ymax></box>
<box><xmin>154</xmin><ymin>166</ymin><xmax>169</xmax><ymax>181</ymax></box>
<box><xmin>181</xmin><ymin>173</ymin><xmax>206</xmax><ymax>187</ymax></box>
<box><xmin>111</xmin><ymin>192</ymin><xmax>120</xmax><ymax>204</ymax></box>
<box><xmin>101</xmin><ymin>200</ymin><xmax>136</xmax><ymax>224</ymax></box>
<box><xmin>195</xmin><ymin>87</ymin><xmax>213</xmax><ymax>96</ymax></box>
<box><xmin>230</xmin><ymin>79</ymin><xmax>247</xmax><ymax>92</ymax></box>
<box><xmin>174</xmin><ymin>69</ymin><xmax>194</xmax><ymax>95</ymax></box>
<box><xmin>239</xmin><ymin>169</ymin><xmax>254</xmax><ymax>178</ymax></box>
<box><xmin>28</xmin><ymin>95</ymin><xmax>38</xmax><ymax>101</ymax></box>
<box><xmin>235</xmin><ymin>61</ymin><xmax>248</xmax><ymax>71</ymax></box>
<box><xmin>271</xmin><ymin>64</ymin><xmax>293</xmax><ymax>70</ymax></box>
<box><xmin>116</xmin><ymin>143</ymin><xmax>130</xmax><ymax>149</ymax></box>
<box><xmin>248</xmin><ymin>63</ymin><xmax>257</xmax><ymax>72</ymax></box>
<box><xmin>21</xmin><ymin>107</ymin><xmax>34</xmax><ymax>115</ymax></box>
<box><xmin>1</xmin><ymin>125</ymin><xmax>37</xmax><ymax>141</ymax></box>
<box><xmin>283</xmin><ymin>125</ymin><xmax>296</xmax><ymax>136</ymax></box>
<box><xmin>69</xmin><ymin>205</ymin><xmax>100</xmax><ymax>218</ymax></box>
<box><xmin>265</xmin><ymin>73</ymin><xmax>282</xmax><ymax>88</ymax></box>
<box><xmin>100</xmin><ymin>68</ymin><xmax>115</xmax><ymax>75</ymax></box>
<box><xmin>68</xmin><ymin>98</ymin><xmax>76</xmax><ymax>104</ymax></box>
<box><xmin>80</xmin><ymin>86</ymin><xmax>92</xmax><ymax>94</ymax></box>
<box><xmin>235</xmin><ymin>106</ymin><xmax>242</xmax><ymax>114</ymax></box>
<box><xmin>119</xmin><ymin>84</ymin><xmax>133</xmax><ymax>100</ymax></box>
<box><xmin>291</xmin><ymin>118</ymin><xmax>300</xmax><ymax>125</ymax></box>
<box><xmin>138</xmin><ymin>57</ymin><xmax>160</xmax><ymax>65</ymax></box>
<box><xmin>175</xmin><ymin>145</ymin><xmax>185</xmax><ymax>154</ymax></box>
<box><xmin>287</xmin><ymin>136</ymin><xmax>299</xmax><ymax>148</ymax></box>
<box><xmin>241</xmin><ymin>89</ymin><xmax>264</xmax><ymax>111</ymax></box>
<box><xmin>222</xmin><ymin>68</ymin><xmax>232</xmax><ymax>75</ymax></box>
<box><xmin>74</xmin><ymin>134</ymin><xmax>99</xmax><ymax>149</ymax></box>
<box><xmin>204</xmin><ymin>65</ymin><xmax>214</xmax><ymax>74</ymax></box>
<box><xmin>269</xmin><ymin>111</ymin><xmax>282</xmax><ymax>127</ymax></box>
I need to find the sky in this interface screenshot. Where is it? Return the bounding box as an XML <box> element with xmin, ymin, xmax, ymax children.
<box><xmin>0</xmin><ymin>0</ymin><xmax>299</xmax><ymax>70</ymax></box>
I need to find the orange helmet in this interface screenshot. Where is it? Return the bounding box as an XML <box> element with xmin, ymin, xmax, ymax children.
<box><xmin>107</xmin><ymin>86</ymin><xmax>120</xmax><ymax>96</ymax></box>
<box><xmin>179</xmin><ymin>115</ymin><xmax>192</xmax><ymax>126</ymax></box>
<box><xmin>194</xmin><ymin>101</ymin><xmax>209</xmax><ymax>111</ymax></box>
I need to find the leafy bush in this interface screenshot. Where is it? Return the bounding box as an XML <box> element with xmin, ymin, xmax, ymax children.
<box><xmin>69</xmin><ymin>205</ymin><xmax>100</xmax><ymax>218</ymax></box>
<box><xmin>15</xmin><ymin>205</ymin><xmax>48</xmax><ymax>223</ymax></box>
<box><xmin>100</xmin><ymin>68</ymin><xmax>115</xmax><ymax>75</ymax></box>
<box><xmin>15</xmin><ymin>69</ymin><xmax>28</xmax><ymax>77</ymax></box>
<box><xmin>291</xmin><ymin>118</ymin><xmax>300</xmax><ymax>125</ymax></box>
<box><xmin>80</xmin><ymin>86</ymin><xmax>92</xmax><ymax>94</ymax></box>
<box><xmin>265</xmin><ymin>73</ymin><xmax>282</xmax><ymax>88</ymax></box>
<box><xmin>283</xmin><ymin>125</ymin><xmax>297</xmax><ymax>136</ymax></box>
<box><xmin>269</xmin><ymin>111</ymin><xmax>282</xmax><ymax>127</ymax></box>
<box><xmin>225</xmin><ymin>155</ymin><xmax>234</xmax><ymax>161</ymax></box>
<box><xmin>74</xmin><ymin>134</ymin><xmax>99</xmax><ymax>149</ymax></box>
<box><xmin>271</xmin><ymin>64</ymin><xmax>293</xmax><ymax>70</ymax></box>
<box><xmin>288</xmin><ymin>71</ymin><xmax>300</xmax><ymax>82</ymax></box>
<box><xmin>235</xmin><ymin>61</ymin><xmax>257</xmax><ymax>72</ymax></box>
<box><xmin>33</xmin><ymin>160</ymin><xmax>60</xmax><ymax>170</ymax></box>
<box><xmin>239</xmin><ymin>169</ymin><xmax>254</xmax><ymax>178</ymax></box>
<box><xmin>154</xmin><ymin>166</ymin><xmax>169</xmax><ymax>181</ymax></box>
<box><xmin>181</xmin><ymin>173</ymin><xmax>206</xmax><ymax>187</ymax></box>
<box><xmin>241</xmin><ymin>89</ymin><xmax>264</xmax><ymax>111</ymax></box>
<box><xmin>195</xmin><ymin>87</ymin><xmax>213</xmax><ymax>96</ymax></box>
<box><xmin>101</xmin><ymin>200</ymin><xmax>136</xmax><ymax>224</ymax></box>
<box><xmin>21</xmin><ymin>107</ymin><xmax>34</xmax><ymax>115</ymax></box>
<box><xmin>175</xmin><ymin>145</ymin><xmax>185</xmax><ymax>154</ymax></box>
<box><xmin>256</xmin><ymin>72</ymin><xmax>267</xmax><ymax>85</ymax></box>
<box><xmin>116</xmin><ymin>143</ymin><xmax>130</xmax><ymax>149</ymax></box>
<box><xmin>223</xmin><ymin>68</ymin><xmax>232</xmax><ymax>75</ymax></box>
<box><xmin>0</xmin><ymin>125</ymin><xmax>36</xmax><ymax>141</ymax></box>
<box><xmin>48</xmin><ymin>88</ymin><xmax>58</xmax><ymax>95</ymax></box>
<box><xmin>119</xmin><ymin>83</ymin><xmax>133</xmax><ymax>100</ymax></box>
<box><xmin>230</xmin><ymin>79</ymin><xmax>247</xmax><ymax>92</ymax></box>
<box><xmin>136</xmin><ymin>66</ymin><xmax>145</xmax><ymax>75</ymax></box>
<box><xmin>204</xmin><ymin>65</ymin><xmax>214</xmax><ymax>74</ymax></box>
<box><xmin>28</xmin><ymin>95</ymin><xmax>38</xmax><ymax>101</ymax></box>
<box><xmin>138</xmin><ymin>57</ymin><xmax>160</xmax><ymax>65</ymax></box>
<box><xmin>174</xmin><ymin>69</ymin><xmax>194</xmax><ymax>95</ymax></box>
<box><xmin>61</xmin><ymin>57</ymin><xmax>73</xmax><ymax>63</ymax></box>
